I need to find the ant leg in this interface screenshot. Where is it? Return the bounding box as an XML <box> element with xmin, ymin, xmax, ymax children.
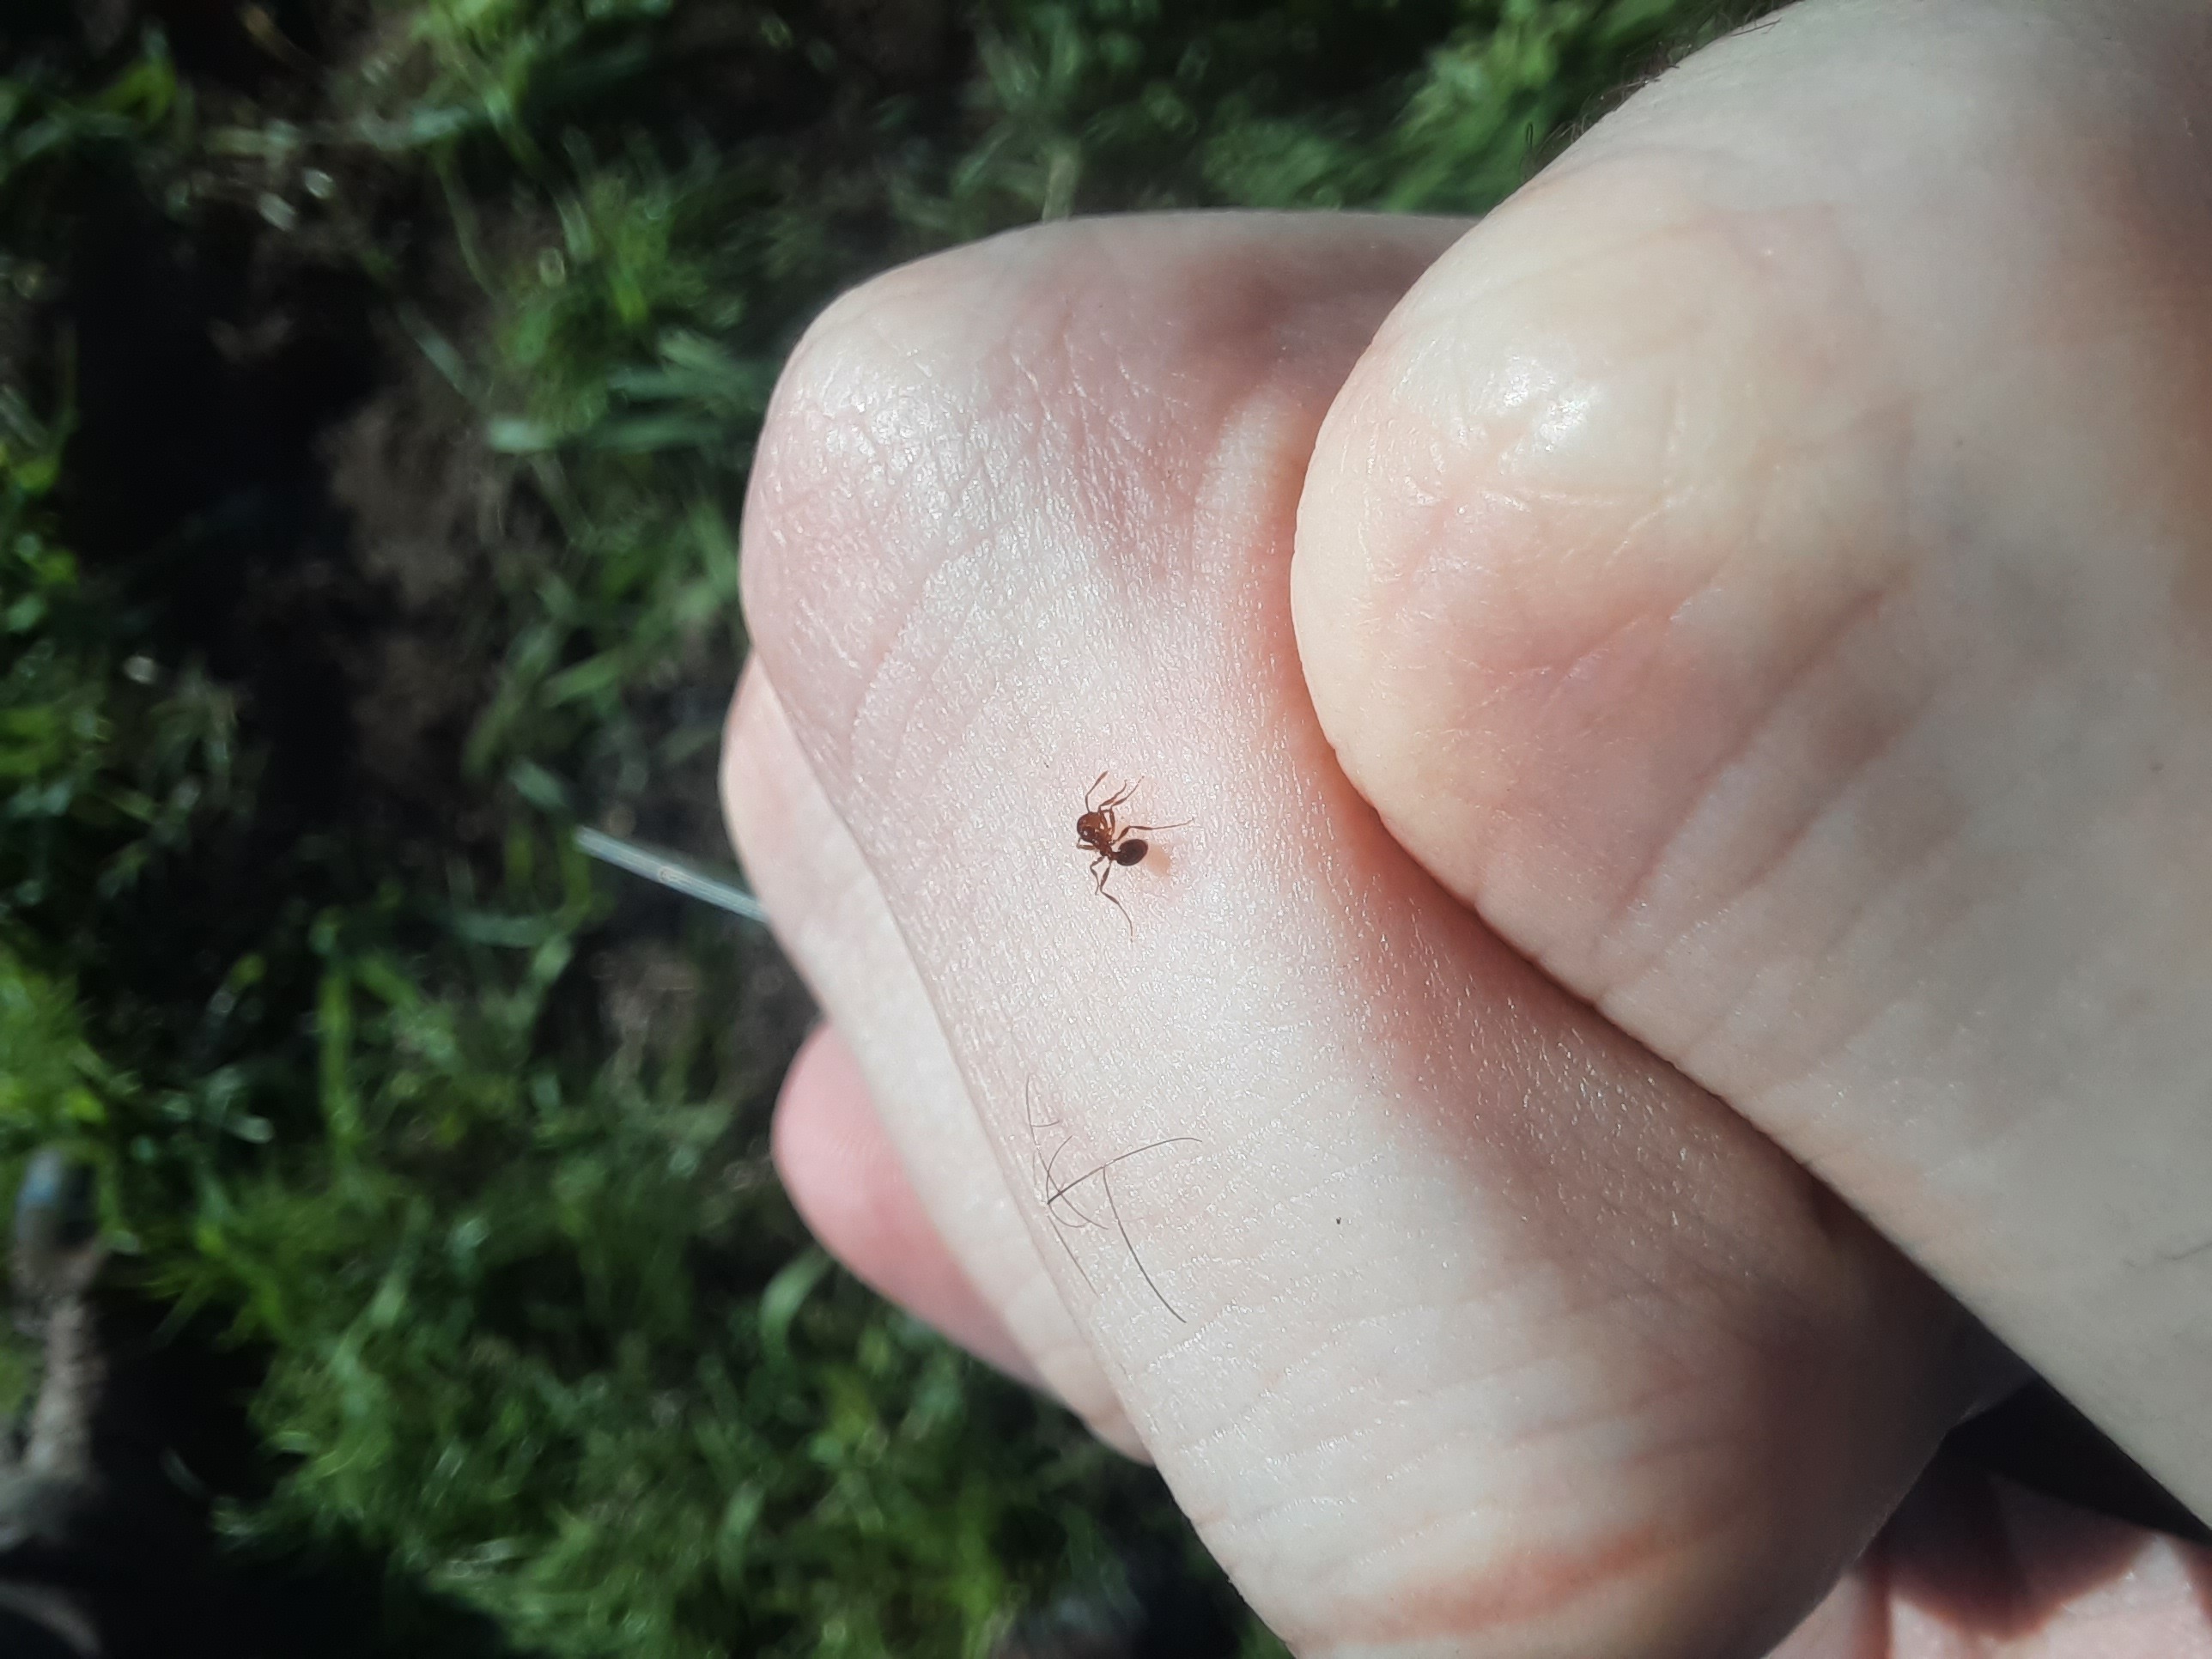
<box><xmin>1090</xmin><ymin>854</ymin><xmax>1134</xmax><ymax>937</ymax></box>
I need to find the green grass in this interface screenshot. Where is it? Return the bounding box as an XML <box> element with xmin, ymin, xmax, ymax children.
<box><xmin>0</xmin><ymin>2</ymin><xmax>1771</xmax><ymax>1654</ymax></box>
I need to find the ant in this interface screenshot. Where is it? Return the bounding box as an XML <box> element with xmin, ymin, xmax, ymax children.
<box><xmin>1076</xmin><ymin>774</ymin><xmax>1188</xmax><ymax>934</ymax></box>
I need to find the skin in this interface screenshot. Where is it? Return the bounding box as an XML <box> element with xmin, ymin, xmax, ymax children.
<box><xmin>723</xmin><ymin>1</ymin><xmax>2212</xmax><ymax>1653</ymax></box>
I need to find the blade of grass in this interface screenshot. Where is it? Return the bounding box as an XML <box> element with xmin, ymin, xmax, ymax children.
<box><xmin>574</xmin><ymin>826</ymin><xmax>767</xmax><ymax>922</ymax></box>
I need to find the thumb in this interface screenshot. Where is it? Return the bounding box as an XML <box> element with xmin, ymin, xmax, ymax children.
<box><xmin>1294</xmin><ymin>0</ymin><xmax>2212</xmax><ymax>1515</ymax></box>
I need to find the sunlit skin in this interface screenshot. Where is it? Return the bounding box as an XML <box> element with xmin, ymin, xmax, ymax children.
<box><xmin>726</xmin><ymin>2</ymin><xmax>2212</xmax><ymax>1653</ymax></box>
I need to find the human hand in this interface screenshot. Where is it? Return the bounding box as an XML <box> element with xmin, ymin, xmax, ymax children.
<box><xmin>723</xmin><ymin>1</ymin><xmax>2212</xmax><ymax>1652</ymax></box>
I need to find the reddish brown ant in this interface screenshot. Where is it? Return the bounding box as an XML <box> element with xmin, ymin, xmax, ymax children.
<box><xmin>1076</xmin><ymin>773</ymin><xmax>1188</xmax><ymax>933</ymax></box>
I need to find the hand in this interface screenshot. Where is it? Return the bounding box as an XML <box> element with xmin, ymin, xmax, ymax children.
<box><xmin>723</xmin><ymin>1</ymin><xmax>2212</xmax><ymax>1652</ymax></box>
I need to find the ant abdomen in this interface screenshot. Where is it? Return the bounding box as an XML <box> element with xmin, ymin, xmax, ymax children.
<box><xmin>1113</xmin><ymin>839</ymin><xmax>1149</xmax><ymax>866</ymax></box>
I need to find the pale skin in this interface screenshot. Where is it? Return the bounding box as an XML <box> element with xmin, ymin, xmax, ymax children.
<box><xmin>722</xmin><ymin>1</ymin><xmax>2212</xmax><ymax>1653</ymax></box>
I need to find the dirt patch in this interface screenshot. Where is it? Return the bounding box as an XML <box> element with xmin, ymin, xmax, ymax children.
<box><xmin>320</xmin><ymin>319</ymin><xmax>515</xmax><ymax>819</ymax></box>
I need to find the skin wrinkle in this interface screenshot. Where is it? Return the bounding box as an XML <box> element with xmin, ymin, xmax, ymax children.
<box><xmin>860</xmin><ymin>550</ymin><xmax>1012</xmax><ymax>822</ymax></box>
<box><xmin>1711</xmin><ymin>702</ymin><xmax>2056</xmax><ymax>1138</ymax></box>
<box><xmin>1215</xmin><ymin>1397</ymin><xmax>1493</xmax><ymax>1537</ymax></box>
<box><xmin>1013</xmin><ymin>338</ymin><xmax>1187</xmax><ymax>595</ymax></box>
<box><xmin>1164</xmin><ymin>1214</ymin><xmax>1506</xmax><ymax>1458</ymax></box>
<box><xmin>1578</xmin><ymin>544</ymin><xmax>1893</xmax><ymax>953</ymax></box>
<box><xmin>1627</xmin><ymin>682</ymin><xmax>1980</xmax><ymax>1131</ymax></box>
<box><xmin>1487</xmin><ymin>514</ymin><xmax>1668</xmax><ymax>766</ymax></box>
<box><xmin>1332</xmin><ymin>1518</ymin><xmax>1689</xmax><ymax>1651</ymax></box>
<box><xmin>1596</xmin><ymin>1193</ymin><xmax>1820</xmax><ymax>1344</ymax></box>
<box><xmin>1225</xmin><ymin>1455</ymin><xmax>1602</xmax><ymax>1627</ymax></box>
<box><xmin>1544</xmin><ymin>599</ymin><xmax>1730</xmax><ymax>965</ymax></box>
<box><xmin>1184</xmin><ymin>1249</ymin><xmax>1707</xmax><ymax>1539</ymax></box>
<box><xmin>1600</xmin><ymin>576</ymin><xmax>1932</xmax><ymax>1000</ymax></box>
<box><xmin>1351</xmin><ymin>455</ymin><xmax>1540</xmax><ymax>731</ymax></box>
<box><xmin>1419</xmin><ymin>189</ymin><xmax>1739</xmax><ymax>363</ymax></box>
<box><xmin>1586</xmin><ymin>497</ymin><xmax>1911</xmax><ymax>949</ymax></box>
<box><xmin>1468</xmin><ymin>1031</ymin><xmax>1786</xmax><ymax>1317</ymax></box>
<box><xmin>1072</xmin><ymin>252</ymin><xmax>1337</xmax><ymax>606</ymax></box>
<box><xmin>756</xmin><ymin>382</ymin><xmax>984</xmax><ymax>775</ymax></box>
<box><xmin>1327</xmin><ymin>1498</ymin><xmax>1657</xmax><ymax>1615</ymax></box>
<box><xmin>831</xmin><ymin>408</ymin><xmax>1058</xmax><ymax>796</ymax></box>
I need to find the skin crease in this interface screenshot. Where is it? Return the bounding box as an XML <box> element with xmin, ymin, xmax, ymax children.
<box><xmin>721</xmin><ymin>1</ymin><xmax>2212</xmax><ymax>1654</ymax></box>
